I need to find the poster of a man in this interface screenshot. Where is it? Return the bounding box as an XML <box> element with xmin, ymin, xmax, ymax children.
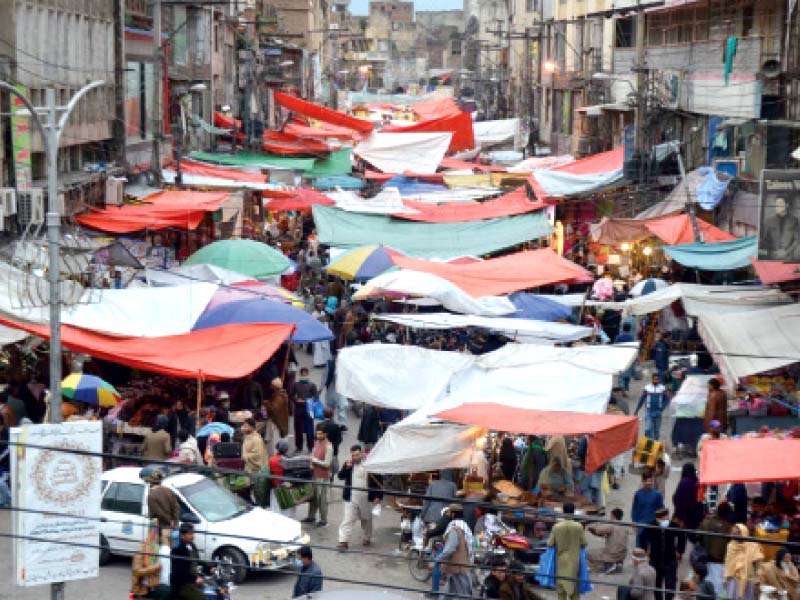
<box><xmin>758</xmin><ymin>171</ymin><xmax>800</xmax><ymax>262</ymax></box>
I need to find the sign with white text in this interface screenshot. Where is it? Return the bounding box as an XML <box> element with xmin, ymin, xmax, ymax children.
<box><xmin>11</xmin><ymin>421</ymin><xmax>103</xmax><ymax>586</ymax></box>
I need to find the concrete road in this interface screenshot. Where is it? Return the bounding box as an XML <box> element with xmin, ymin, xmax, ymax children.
<box><xmin>0</xmin><ymin>359</ymin><xmax>692</xmax><ymax>600</ymax></box>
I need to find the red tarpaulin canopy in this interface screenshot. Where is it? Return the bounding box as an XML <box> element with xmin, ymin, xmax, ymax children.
<box><xmin>213</xmin><ymin>112</ymin><xmax>241</xmax><ymax>130</ymax></box>
<box><xmin>396</xmin><ymin>186</ymin><xmax>545</xmax><ymax>223</ymax></box>
<box><xmin>381</xmin><ymin>111</ymin><xmax>475</xmax><ymax>153</ymax></box>
<box><xmin>262</xmin><ymin>130</ymin><xmax>339</xmax><ymax>155</ymax></box>
<box><xmin>76</xmin><ymin>190</ymin><xmax>229</xmax><ymax>233</ymax></box>
<box><xmin>434</xmin><ymin>404</ymin><xmax>638</xmax><ymax>474</ymax></box>
<box><xmin>275</xmin><ymin>92</ymin><xmax>375</xmax><ymax>134</ymax></box>
<box><xmin>751</xmin><ymin>258</ymin><xmax>800</xmax><ymax>285</ymax></box>
<box><xmin>284</xmin><ymin>119</ymin><xmax>362</xmax><ymax>141</ymax></box>
<box><xmin>0</xmin><ymin>319</ymin><xmax>293</xmax><ymax>380</ymax></box>
<box><xmin>391</xmin><ymin>249</ymin><xmax>593</xmax><ymax>297</ymax></box>
<box><xmin>264</xmin><ymin>188</ymin><xmax>335</xmax><ymax>211</ymax></box>
<box><xmin>644</xmin><ymin>213</ymin><xmax>736</xmax><ymax>246</ymax></box>
<box><xmin>411</xmin><ymin>97</ymin><xmax>462</xmax><ymax>120</ymax></box>
<box><xmin>177</xmin><ymin>159</ymin><xmax>269</xmax><ymax>184</ymax></box>
<box><xmin>700</xmin><ymin>438</ymin><xmax>800</xmax><ymax>485</ymax></box>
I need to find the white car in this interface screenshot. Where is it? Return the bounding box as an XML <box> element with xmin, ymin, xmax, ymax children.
<box><xmin>99</xmin><ymin>467</ymin><xmax>309</xmax><ymax>582</ymax></box>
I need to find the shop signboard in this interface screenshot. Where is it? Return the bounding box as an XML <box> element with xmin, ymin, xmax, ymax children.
<box><xmin>757</xmin><ymin>169</ymin><xmax>800</xmax><ymax>262</ymax></box>
<box><xmin>11</xmin><ymin>85</ymin><xmax>32</xmax><ymax>190</ymax></box>
<box><xmin>11</xmin><ymin>421</ymin><xmax>103</xmax><ymax>586</ymax></box>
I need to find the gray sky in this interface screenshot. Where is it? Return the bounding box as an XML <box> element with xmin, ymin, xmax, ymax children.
<box><xmin>349</xmin><ymin>0</ymin><xmax>464</xmax><ymax>16</ymax></box>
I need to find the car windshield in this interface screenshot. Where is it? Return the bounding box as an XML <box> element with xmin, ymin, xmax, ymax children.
<box><xmin>177</xmin><ymin>478</ymin><xmax>248</xmax><ymax>523</ymax></box>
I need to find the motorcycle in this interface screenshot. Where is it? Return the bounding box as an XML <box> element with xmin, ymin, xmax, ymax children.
<box><xmin>202</xmin><ymin>565</ymin><xmax>235</xmax><ymax>600</ymax></box>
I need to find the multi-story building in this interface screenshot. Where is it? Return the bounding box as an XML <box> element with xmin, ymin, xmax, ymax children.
<box><xmin>463</xmin><ymin>0</ymin><xmax>510</xmax><ymax>118</ymax></box>
<box><xmin>605</xmin><ymin>0</ymin><xmax>796</xmax><ymax>173</ymax></box>
<box><xmin>0</xmin><ymin>0</ymin><xmax>117</xmax><ymax>218</ymax></box>
<box><xmin>530</xmin><ymin>0</ymin><xmax>799</xmax><ymax>168</ymax></box>
<box><xmin>416</xmin><ymin>10</ymin><xmax>464</xmax><ymax>77</ymax></box>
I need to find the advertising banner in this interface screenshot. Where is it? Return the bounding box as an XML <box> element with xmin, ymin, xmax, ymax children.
<box><xmin>11</xmin><ymin>85</ymin><xmax>32</xmax><ymax>190</ymax></box>
<box><xmin>11</xmin><ymin>421</ymin><xmax>103</xmax><ymax>586</ymax></box>
<box><xmin>757</xmin><ymin>169</ymin><xmax>800</xmax><ymax>262</ymax></box>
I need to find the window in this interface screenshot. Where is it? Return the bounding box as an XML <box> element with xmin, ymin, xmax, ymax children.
<box><xmin>526</xmin><ymin>0</ymin><xmax>538</xmax><ymax>11</ymax></box>
<box><xmin>615</xmin><ymin>17</ymin><xmax>634</xmax><ymax>48</ymax></box>
<box><xmin>101</xmin><ymin>482</ymin><xmax>145</xmax><ymax>516</ymax></box>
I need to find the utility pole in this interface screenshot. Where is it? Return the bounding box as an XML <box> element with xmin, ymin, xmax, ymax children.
<box><xmin>329</xmin><ymin>25</ymin><xmax>339</xmax><ymax>109</ymax></box>
<box><xmin>676</xmin><ymin>149</ymin><xmax>702</xmax><ymax>243</ymax></box>
<box><xmin>0</xmin><ymin>79</ymin><xmax>104</xmax><ymax>600</ymax></box>
<box><xmin>524</xmin><ymin>27</ymin><xmax>532</xmax><ymax>128</ymax></box>
<box><xmin>634</xmin><ymin>0</ymin><xmax>647</xmax><ymax>183</ymax></box>
<box><xmin>152</xmin><ymin>0</ymin><xmax>163</xmax><ymax>182</ymax></box>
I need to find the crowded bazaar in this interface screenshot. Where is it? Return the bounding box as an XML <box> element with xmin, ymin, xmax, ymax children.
<box><xmin>1</xmin><ymin>84</ymin><xmax>800</xmax><ymax>600</ymax></box>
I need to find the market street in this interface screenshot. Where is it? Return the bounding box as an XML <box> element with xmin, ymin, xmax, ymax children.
<box><xmin>0</xmin><ymin>368</ymin><xmax>697</xmax><ymax>600</ymax></box>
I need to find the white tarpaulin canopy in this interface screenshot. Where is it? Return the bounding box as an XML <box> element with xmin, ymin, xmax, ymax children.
<box><xmin>472</xmin><ymin>118</ymin><xmax>520</xmax><ymax>147</ymax></box>
<box><xmin>62</xmin><ymin>283</ymin><xmax>217</xmax><ymax>337</ymax></box>
<box><xmin>593</xmin><ymin>284</ymin><xmax>791</xmax><ymax>318</ymax></box>
<box><xmin>374</xmin><ymin>313</ymin><xmax>592</xmax><ymax>342</ymax></box>
<box><xmin>145</xmin><ymin>264</ymin><xmax>253</xmax><ymax>287</ymax></box>
<box><xmin>338</xmin><ymin>342</ymin><xmax>637</xmax><ymax>412</ymax></box>
<box><xmin>324</xmin><ymin>188</ymin><xmax>419</xmax><ymax>215</ymax></box>
<box><xmin>161</xmin><ymin>170</ymin><xmax>276</xmax><ymax>191</ymax></box>
<box><xmin>671</xmin><ymin>374</ymin><xmax>715</xmax><ymax>418</ymax></box>
<box><xmin>354</xmin><ymin>132</ymin><xmax>452</xmax><ymax>174</ymax></box>
<box><xmin>355</xmin><ymin>270</ymin><xmax>516</xmax><ymax>316</ymax></box>
<box><xmin>698</xmin><ymin>302</ymin><xmax>800</xmax><ymax>387</ymax></box>
<box><xmin>364</xmin><ymin>421</ymin><xmax>484</xmax><ymax>474</ymax></box>
<box><xmin>336</xmin><ymin>345</ymin><xmax>473</xmax><ymax>411</ymax></box>
<box><xmin>0</xmin><ymin>261</ymin><xmax>84</xmax><ymax>325</ymax></box>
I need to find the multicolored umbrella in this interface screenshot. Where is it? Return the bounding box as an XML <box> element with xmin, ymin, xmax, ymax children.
<box><xmin>61</xmin><ymin>373</ymin><xmax>121</xmax><ymax>407</ymax></box>
<box><xmin>326</xmin><ymin>245</ymin><xmax>398</xmax><ymax>281</ymax></box>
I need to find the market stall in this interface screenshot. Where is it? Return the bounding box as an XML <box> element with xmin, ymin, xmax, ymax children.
<box><xmin>698</xmin><ymin>302</ymin><xmax>800</xmax><ymax>433</ymax></box>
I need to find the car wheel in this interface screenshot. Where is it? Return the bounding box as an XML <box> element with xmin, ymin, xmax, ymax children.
<box><xmin>215</xmin><ymin>547</ymin><xmax>248</xmax><ymax>584</ymax></box>
<box><xmin>99</xmin><ymin>535</ymin><xmax>111</xmax><ymax>566</ymax></box>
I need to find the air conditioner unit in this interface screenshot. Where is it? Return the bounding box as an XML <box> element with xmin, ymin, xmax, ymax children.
<box><xmin>0</xmin><ymin>189</ymin><xmax>16</xmax><ymax>215</ymax></box>
<box><xmin>17</xmin><ymin>188</ymin><xmax>45</xmax><ymax>226</ymax></box>
<box><xmin>17</xmin><ymin>189</ymin><xmax>46</xmax><ymax>225</ymax></box>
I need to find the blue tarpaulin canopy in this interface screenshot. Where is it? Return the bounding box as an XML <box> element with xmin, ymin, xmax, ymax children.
<box><xmin>506</xmin><ymin>293</ymin><xmax>574</xmax><ymax>321</ymax></box>
<box><xmin>381</xmin><ymin>176</ymin><xmax>447</xmax><ymax>195</ymax></box>
<box><xmin>312</xmin><ymin>175</ymin><xmax>365</xmax><ymax>190</ymax></box>
<box><xmin>664</xmin><ymin>236</ymin><xmax>756</xmax><ymax>271</ymax></box>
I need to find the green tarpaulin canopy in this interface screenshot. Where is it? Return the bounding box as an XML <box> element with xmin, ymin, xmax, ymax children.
<box><xmin>313</xmin><ymin>205</ymin><xmax>552</xmax><ymax>259</ymax></box>
<box><xmin>188</xmin><ymin>149</ymin><xmax>351</xmax><ymax>177</ymax></box>
<box><xmin>663</xmin><ymin>236</ymin><xmax>756</xmax><ymax>271</ymax></box>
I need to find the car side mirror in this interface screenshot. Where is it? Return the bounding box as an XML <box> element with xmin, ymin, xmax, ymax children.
<box><xmin>181</xmin><ymin>512</ymin><xmax>201</xmax><ymax>525</ymax></box>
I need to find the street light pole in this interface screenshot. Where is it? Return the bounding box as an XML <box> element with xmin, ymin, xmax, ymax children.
<box><xmin>0</xmin><ymin>80</ymin><xmax>104</xmax><ymax>600</ymax></box>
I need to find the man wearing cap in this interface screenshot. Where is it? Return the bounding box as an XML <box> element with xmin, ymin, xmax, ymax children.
<box><xmin>241</xmin><ymin>417</ymin><xmax>267</xmax><ymax>474</ymax></box>
<box><xmin>547</xmin><ymin>502</ymin><xmax>587</xmax><ymax>600</ymax></box>
<box><xmin>639</xmin><ymin>507</ymin><xmax>686</xmax><ymax>600</ymax></box>
<box><xmin>145</xmin><ymin>470</ymin><xmax>180</xmax><ymax>546</ymax></box>
<box><xmin>170</xmin><ymin>523</ymin><xmax>204</xmax><ymax>600</ymax></box>
<box><xmin>438</xmin><ymin>503</ymin><xmax>474</xmax><ymax>597</ymax></box>
<box><xmin>628</xmin><ymin>548</ymin><xmax>657</xmax><ymax>600</ymax></box>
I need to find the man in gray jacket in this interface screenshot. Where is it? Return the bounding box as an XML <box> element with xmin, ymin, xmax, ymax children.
<box><xmin>628</xmin><ymin>548</ymin><xmax>656</xmax><ymax>600</ymax></box>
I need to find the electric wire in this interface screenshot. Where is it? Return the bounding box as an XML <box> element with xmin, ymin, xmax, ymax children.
<box><xmin>3</xmin><ymin>439</ymin><xmax>800</xmax><ymax>549</ymax></box>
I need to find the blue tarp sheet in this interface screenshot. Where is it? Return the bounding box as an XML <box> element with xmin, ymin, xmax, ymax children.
<box><xmin>664</xmin><ymin>236</ymin><xmax>756</xmax><ymax>271</ymax></box>
<box><xmin>312</xmin><ymin>175</ymin><xmax>365</xmax><ymax>190</ymax></box>
<box><xmin>506</xmin><ymin>293</ymin><xmax>574</xmax><ymax>321</ymax></box>
<box><xmin>381</xmin><ymin>176</ymin><xmax>447</xmax><ymax>195</ymax></box>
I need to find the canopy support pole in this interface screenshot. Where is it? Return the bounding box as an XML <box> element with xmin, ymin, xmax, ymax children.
<box><xmin>195</xmin><ymin>371</ymin><xmax>203</xmax><ymax>432</ymax></box>
<box><xmin>280</xmin><ymin>343</ymin><xmax>292</xmax><ymax>382</ymax></box>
